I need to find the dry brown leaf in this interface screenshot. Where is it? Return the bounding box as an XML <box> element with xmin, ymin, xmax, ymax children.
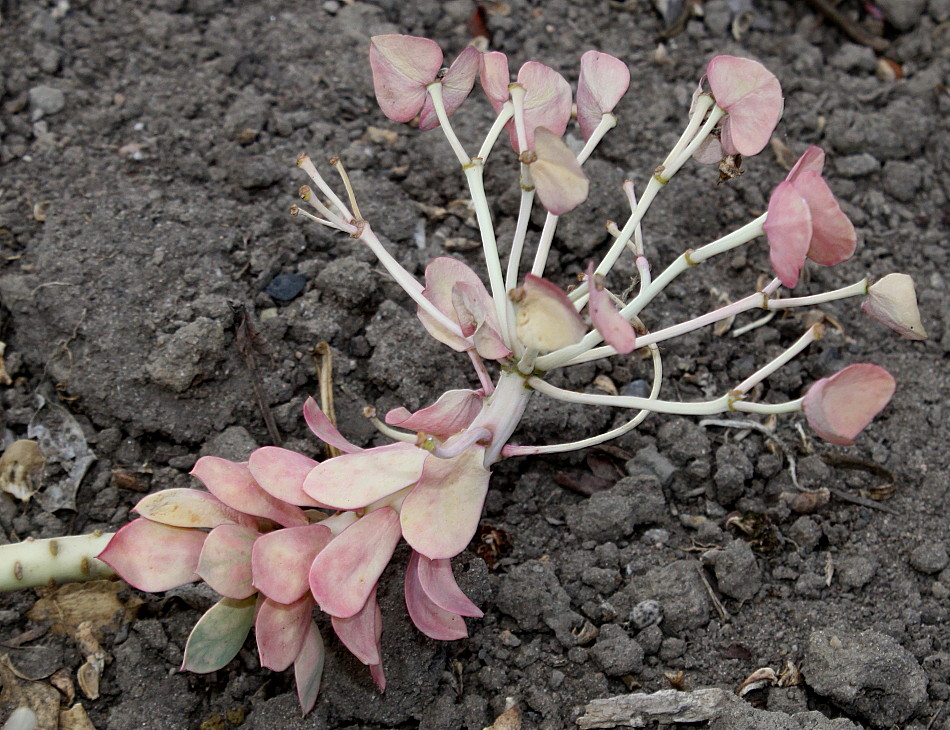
<box><xmin>28</xmin><ymin>580</ymin><xmax>140</xmax><ymax>636</ymax></box>
<box><xmin>0</xmin><ymin>341</ymin><xmax>12</xmax><ymax>385</ymax></box>
<box><xmin>483</xmin><ymin>700</ymin><xmax>521</xmax><ymax>730</ymax></box>
<box><xmin>0</xmin><ymin>440</ymin><xmax>45</xmax><ymax>502</ymax></box>
<box><xmin>60</xmin><ymin>703</ymin><xmax>96</xmax><ymax>730</ymax></box>
<box><xmin>0</xmin><ymin>655</ymin><xmax>60</xmax><ymax>729</ymax></box>
<box><xmin>593</xmin><ymin>375</ymin><xmax>618</xmax><ymax>396</ymax></box>
<box><xmin>770</xmin><ymin>138</ymin><xmax>796</xmax><ymax>170</ymax></box>
<box><xmin>737</xmin><ymin>667</ymin><xmax>777</xmax><ymax>696</ymax></box>
<box><xmin>49</xmin><ymin>668</ymin><xmax>75</xmax><ymax>704</ymax></box>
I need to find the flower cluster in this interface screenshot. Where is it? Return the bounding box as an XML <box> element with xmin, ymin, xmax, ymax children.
<box><xmin>98</xmin><ymin>35</ymin><xmax>926</xmax><ymax>713</ymax></box>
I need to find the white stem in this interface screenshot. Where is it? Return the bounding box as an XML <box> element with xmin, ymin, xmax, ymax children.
<box><xmin>504</xmin><ymin>343</ymin><xmax>662</xmax><ymax>456</ymax></box>
<box><xmin>365</xmin><ymin>410</ymin><xmax>417</xmax><ymax>443</ymax></box>
<box><xmin>464</xmin><ymin>164</ymin><xmax>511</xmax><ymax>346</ymax></box>
<box><xmin>426</xmin><ymin>82</ymin><xmax>469</xmax><ymax>165</ymax></box>
<box><xmin>732</xmin><ymin>398</ymin><xmax>804</xmax><ymax>415</ymax></box>
<box><xmin>467</xmin><ymin>370</ymin><xmax>533</xmax><ymax>465</ymax></box>
<box><xmin>358</xmin><ymin>223</ymin><xmax>464</xmax><ymax>339</ymax></box>
<box><xmin>432</xmin><ymin>427</ymin><xmax>491</xmax><ymax>459</ymax></box>
<box><xmin>0</xmin><ymin>533</ymin><xmax>115</xmax><ymax>590</ymax></box>
<box><xmin>530</xmin><ymin>212</ymin><xmax>560</xmax><ymax>278</ymax></box>
<box><xmin>734</xmin><ymin>325</ymin><xmax>822</xmax><ymax>395</ymax></box>
<box><xmin>477</xmin><ymin>103</ymin><xmax>514</xmax><ymax>163</ymax></box>
<box><xmin>468</xmin><ymin>350</ymin><xmax>495</xmax><ymax>395</ymax></box>
<box><xmin>661</xmin><ymin>94</ymin><xmax>714</xmax><ymax>169</ymax></box>
<box><xmin>766</xmin><ymin>279</ymin><xmax>869</xmax><ymax>309</ymax></box>
<box><xmin>297</xmin><ymin>154</ymin><xmax>353</xmax><ymax>221</ymax></box>
<box><xmin>529</xmin><ymin>375</ymin><xmax>730</xmax><ymax>416</ymax></box>
<box><xmin>510</xmin><ymin>84</ymin><xmax>529</xmax><ymax>154</ymax></box>
<box><xmin>577</xmin><ymin>113</ymin><xmax>617</xmax><ymax>165</ymax></box>
<box><xmin>659</xmin><ymin>105</ymin><xmax>726</xmax><ymax>182</ymax></box>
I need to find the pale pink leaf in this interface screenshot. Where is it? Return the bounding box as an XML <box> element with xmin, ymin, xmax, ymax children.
<box><xmin>252</xmin><ymin>524</ymin><xmax>333</xmax><ymax>604</ymax></box>
<box><xmin>303</xmin><ymin>442</ymin><xmax>426</xmax><ymax>510</ymax></box>
<box><xmin>802</xmin><ymin>364</ymin><xmax>896</xmax><ymax>446</ymax></box>
<box><xmin>405</xmin><ymin>551</ymin><xmax>468</xmax><ymax>640</ymax></box>
<box><xmin>98</xmin><ymin>518</ymin><xmax>205</xmax><ymax>593</ymax></box>
<box><xmin>308</xmin><ymin>507</ymin><xmax>402</xmax><ymax>618</ymax></box>
<box><xmin>400</xmin><ymin>447</ymin><xmax>490</xmax><ymax>560</ymax></box>
<box><xmin>196</xmin><ymin>524</ymin><xmax>259</xmax><ymax>600</ymax></box>
<box><xmin>369</xmin><ymin>35</ymin><xmax>443</xmax><ymax>123</ymax></box>
<box><xmin>862</xmin><ymin>273</ymin><xmax>928</xmax><ymax>340</ymax></box>
<box><xmin>512</xmin><ymin>274</ymin><xmax>587</xmax><ymax>352</ymax></box>
<box><xmin>786</xmin><ymin>145</ymin><xmax>825</xmax><ymax>182</ymax></box>
<box><xmin>531</xmin><ymin>127</ymin><xmax>589</xmax><ymax>215</ymax></box>
<box><xmin>294</xmin><ymin>621</ymin><xmax>326</xmax><ymax>715</ymax></box>
<box><xmin>256</xmin><ymin>595</ymin><xmax>313</xmax><ymax>672</ymax></box>
<box><xmin>511</xmin><ymin>61</ymin><xmax>572</xmax><ymax>151</ymax></box>
<box><xmin>586</xmin><ymin>264</ymin><xmax>636</xmax><ymax>354</ymax></box>
<box><xmin>331</xmin><ymin>585</ymin><xmax>382</xmax><ymax>665</ymax></box>
<box><xmin>417</xmin><ymin>257</ymin><xmax>492</xmax><ymax>352</ymax></box>
<box><xmin>763</xmin><ymin>181</ymin><xmax>812</xmax><ymax>289</ymax></box>
<box><xmin>706</xmin><ymin>55</ymin><xmax>783</xmax><ymax>156</ymax></box>
<box><xmin>134</xmin><ymin>488</ymin><xmax>255</xmax><ymax>529</ymax></box>
<box><xmin>576</xmin><ymin>51</ymin><xmax>630</xmax><ymax>140</ymax></box>
<box><xmin>370</xmin><ymin>662</ymin><xmax>386</xmax><ymax>692</ymax></box>
<box><xmin>419</xmin><ymin>46</ymin><xmax>480</xmax><ymax>130</ymax></box>
<box><xmin>248</xmin><ymin>446</ymin><xmax>326</xmax><ymax>508</ymax></box>
<box><xmin>302</xmin><ymin>397</ymin><xmax>363</xmax><ymax>454</ymax></box>
<box><xmin>191</xmin><ymin>457</ymin><xmax>307</xmax><ymax>528</ymax></box>
<box><xmin>479</xmin><ymin>51</ymin><xmax>510</xmax><ymax>112</ymax></box>
<box><xmin>414</xmin><ymin>552</ymin><xmax>482</xmax><ymax>617</ymax></box>
<box><xmin>181</xmin><ymin>595</ymin><xmax>256</xmax><ymax>673</ymax></box>
<box><xmin>384</xmin><ymin>389</ymin><xmax>485</xmax><ymax>440</ymax></box>
<box><xmin>790</xmin><ymin>171</ymin><xmax>856</xmax><ymax>266</ymax></box>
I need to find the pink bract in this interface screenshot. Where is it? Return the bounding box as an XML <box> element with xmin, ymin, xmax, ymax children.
<box><xmin>369</xmin><ymin>35</ymin><xmax>443</xmax><ymax>123</ymax></box>
<box><xmin>248</xmin><ymin>446</ymin><xmax>326</xmax><ymax>508</ymax></box>
<box><xmin>419</xmin><ymin>46</ymin><xmax>480</xmax><ymax>131</ymax></box>
<box><xmin>530</xmin><ymin>127</ymin><xmax>589</xmax><ymax>215</ymax></box>
<box><xmin>706</xmin><ymin>55</ymin><xmax>783</xmax><ymax>156</ymax></box>
<box><xmin>331</xmin><ymin>585</ymin><xmax>383</xmax><ymax>666</ymax></box>
<box><xmin>512</xmin><ymin>274</ymin><xmax>587</xmax><ymax>352</ymax></box>
<box><xmin>256</xmin><ymin>595</ymin><xmax>313</xmax><ymax>672</ymax></box>
<box><xmin>763</xmin><ymin>181</ymin><xmax>813</xmax><ymax>288</ymax></box>
<box><xmin>405</xmin><ymin>551</ymin><xmax>469</xmax><ymax>640</ymax></box>
<box><xmin>802</xmin><ymin>364</ymin><xmax>896</xmax><ymax>446</ymax></box>
<box><xmin>414</xmin><ymin>552</ymin><xmax>482</xmax><ymax>617</ymax></box>
<box><xmin>586</xmin><ymin>264</ymin><xmax>636</xmax><ymax>354</ymax></box>
<box><xmin>576</xmin><ymin>51</ymin><xmax>630</xmax><ymax>140</ymax></box>
<box><xmin>252</xmin><ymin>524</ymin><xmax>333</xmax><ymax>604</ymax></box>
<box><xmin>510</xmin><ymin>61</ymin><xmax>572</xmax><ymax>151</ymax></box>
<box><xmin>196</xmin><ymin>524</ymin><xmax>259</xmax><ymax>600</ymax></box>
<box><xmin>862</xmin><ymin>273</ymin><xmax>928</xmax><ymax>340</ymax></box>
<box><xmin>478</xmin><ymin>50</ymin><xmax>510</xmax><ymax>111</ymax></box>
<box><xmin>302</xmin><ymin>397</ymin><xmax>363</xmax><ymax>454</ymax></box>
<box><xmin>385</xmin><ymin>388</ymin><xmax>485</xmax><ymax>440</ymax></box>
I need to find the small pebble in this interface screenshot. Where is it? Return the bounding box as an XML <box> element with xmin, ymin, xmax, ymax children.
<box><xmin>910</xmin><ymin>541</ymin><xmax>949</xmax><ymax>574</ymax></box>
<box><xmin>28</xmin><ymin>85</ymin><xmax>65</xmax><ymax>117</ymax></box>
<box><xmin>265</xmin><ymin>273</ymin><xmax>307</xmax><ymax>303</ymax></box>
<box><xmin>629</xmin><ymin>599</ymin><xmax>663</xmax><ymax>630</ymax></box>
<box><xmin>620</xmin><ymin>379</ymin><xmax>650</xmax><ymax>398</ymax></box>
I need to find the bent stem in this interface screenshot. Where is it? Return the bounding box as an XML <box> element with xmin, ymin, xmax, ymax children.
<box><xmin>0</xmin><ymin>533</ymin><xmax>115</xmax><ymax>590</ymax></box>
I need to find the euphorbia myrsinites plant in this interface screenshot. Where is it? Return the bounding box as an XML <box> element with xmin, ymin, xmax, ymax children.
<box><xmin>0</xmin><ymin>36</ymin><xmax>927</xmax><ymax>713</ymax></box>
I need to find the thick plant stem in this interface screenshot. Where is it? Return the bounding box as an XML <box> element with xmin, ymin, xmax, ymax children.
<box><xmin>0</xmin><ymin>533</ymin><xmax>115</xmax><ymax>590</ymax></box>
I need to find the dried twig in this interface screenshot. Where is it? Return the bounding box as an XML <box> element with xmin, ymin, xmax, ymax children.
<box><xmin>800</xmin><ymin>0</ymin><xmax>889</xmax><ymax>52</ymax></box>
<box><xmin>696</xmin><ymin>562</ymin><xmax>730</xmax><ymax>622</ymax></box>
<box><xmin>234</xmin><ymin>304</ymin><xmax>282</xmax><ymax>447</ymax></box>
<box><xmin>312</xmin><ymin>341</ymin><xmax>341</xmax><ymax>459</ymax></box>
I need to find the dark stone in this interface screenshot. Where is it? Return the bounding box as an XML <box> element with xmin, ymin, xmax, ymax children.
<box><xmin>265</xmin><ymin>273</ymin><xmax>307</xmax><ymax>302</ymax></box>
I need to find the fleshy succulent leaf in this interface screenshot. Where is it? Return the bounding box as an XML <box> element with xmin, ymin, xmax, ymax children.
<box><xmin>400</xmin><ymin>447</ymin><xmax>490</xmax><ymax>560</ymax></box>
<box><xmin>369</xmin><ymin>35</ymin><xmax>443</xmax><ymax>123</ymax></box>
<box><xmin>294</xmin><ymin>621</ymin><xmax>326</xmax><ymax>715</ymax></box>
<box><xmin>706</xmin><ymin>55</ymin><xmax>783</xmax><ymax>156</ymax></box>
<box><xmin>802</xmin><ymin>364</ymin><xmax>896</xmax><ymax>446</ymax></box>
<box><xmin>181</xmin><ymin>595</ymin><xmax>256</xmax><ymax>673</ymax></box>
<box><xmin>331</xmin><ymin>585</ymin><xmax>383</xmax><ymax>665</ymax></box>
<box><xmin>191</xmin><ymin>457</ymin><xmax>307</xmax><ymax>528</ymax></box>
<box><xmin>133</xmin><ymin>488</ymin><xmax>254</xmax><ymax>529</ymax></box>
<box><xmin>586</xmin><ymin>264</ymin><xmax>636</xmax><ymax>354</ymax></box>
<box><xmin>414</xmin><ymin>551</ymin><xmax>482</xmax><ymax>617</ymax></box>
<box><xmin>530</xmin><ymin>127</ymin><xmax>589</xmax><ymax>215</ymax></box>
<box><xmin>405</xmin><ymin>551</ymin><xmax>469</xmax><ymax>640</ymax></box>
<box><xmin>370</xmin><ymin>662</ymin><xmax>386</xmax><ymax>692</ymax></box>
<box><xmin>576</xmin><ymin>51</ymin><xmax>630</xmax><ymax>140</ymax></box>
<box><xmin>385</xmin><ymin>389</ymin><xmax>485</xmax><ymax>440</ymax></box>
<box><xmin>256</xmin><ymin>595</ymin><xmax>313</xmax><ymax>672</ymax></box>
<box><xmin>248</xmin><ymin>446</ymin><xmax>326</xmax><ymax>508</ymax></box>
<box><xmin>512</xmin><ymin>274</ymin><xmax>587</xmax><ymax>352</ymax></box>
<box><xmin>252</xmin><ymin>524</ymin><xmax>333</xmax><ymax>604</ymax></box>
<box><xmin>309</xmin><ymin>507</ymin><xmax>402</xmax><ymax>618</ymax></box>
<box><xmin>98</xmin><ymin>518</ymin><xmax>205</xmax><ymax>592</ymax></box>
<box><xmin>764</xmin><ymin>180</ymin><xmax>812</xmax><ymax>288</ymax></box>
<box><xmin>303</xmin><ymin>442</ymin><xmax>426</xmax><ymax>510</ymax></box>
<box><xmin>419</xmin><ymin>45</ymin><xmax>480</xmax><ymax>131</ymax></box>
<box><xmin>302</xmin><ymin>397</ymin><xmax>363</xmax><ymax>454</ymax></box>
<box><xmin>862</xmin><ymin>273</ymin><xmax>928</xmax><ymax>340</ymax></box>
<box><xmin>196</xmin><ymin>524</ymin><xmax>259</xmax><ymax>600</ymax></box>
<box><xmin>789</xmin><ymin>171</ymin><xmax>856</xmax><ymax>267</ymax></box>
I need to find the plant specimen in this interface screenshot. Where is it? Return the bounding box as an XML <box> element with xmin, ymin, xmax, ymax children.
<box><xmin>0</xmin><ymin>36</ymin><xmax>925</xmax><ymax>714</ymax></box>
